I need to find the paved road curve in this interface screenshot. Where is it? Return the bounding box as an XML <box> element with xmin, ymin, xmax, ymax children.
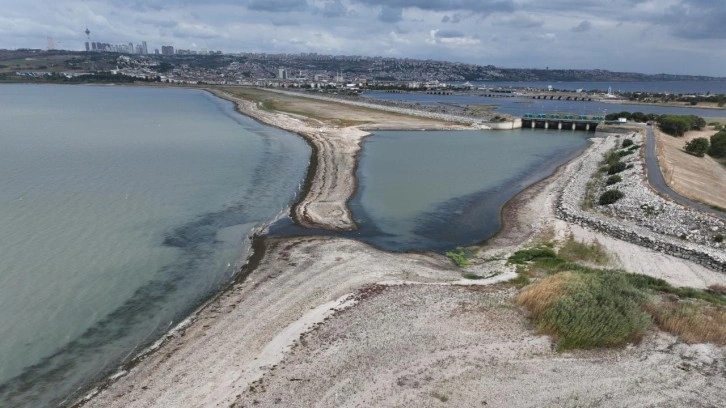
<box><xmin>644</xmin><ymin>125</ymin><xmax>726</xmax><ymax>220</ymax></box>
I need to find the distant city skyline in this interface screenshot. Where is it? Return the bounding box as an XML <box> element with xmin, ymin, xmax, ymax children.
<box><xmin>1</xmin><ymin>0</ymin><xmax>725</xmax><ymax>77</ymax></box>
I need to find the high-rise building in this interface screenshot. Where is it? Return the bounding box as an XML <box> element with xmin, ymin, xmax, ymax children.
<box><xmin>142</xmin><ymin>41</ymin><xmax>148</xmax><ymax>55</ymax></box>
<box><xmin>128</xmin><ymin>42</ymin><xmax>134</xmax><ymax>54</ymax></box>
<box><xmin>161</xmin><ymin>45</ymin><xmax>174</xmax><ymax>56</ymax></box>
<box><xmin>85</xmin><ymin>42</ymin><xmax>90</xmax><ymax>52</ymax></box>
<box><xmin>278</xmin><ymin>68</ymin><xmax>287</xmax><ymax>80</ymax></box>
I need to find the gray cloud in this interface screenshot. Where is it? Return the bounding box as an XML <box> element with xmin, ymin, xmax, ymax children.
<box><xmin>355</xmin><ymin>0</ymin><xmax>516</xmax><ymax>13</ymax></box>
<box><xmin>660</xmin><ymin>0</ymin><xmax>726</xmax><ymax>39</ymax></box>
<box><xmin>379</xmin><ymin>6</ymin><xmax>403</xmax><ymax>23</ymax></box>
<box><xmin>319</xmin><ymin>0</ymin><xmax>349</xmax><ymax>18</ymax></box>
<box><xmin>247</xmin><ymin>0</ymin><xmax>309</xmax><ymax>12</ymax></box>
<box><xmin>571</xmin><ymin>20</ymin><xmax>591</xmax><ymax>32</ymax></box>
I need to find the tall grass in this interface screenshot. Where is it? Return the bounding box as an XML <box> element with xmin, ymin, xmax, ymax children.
<box><xmin>517</xmin><ymin>271</ymin><xmax>651</xmax><ymax>350</ymax></box>
<box><xmin>646</xmin><ymin>300</ymin><xmax>726</xmax><ymax>345</ymax></box>
<box><xmin>558</xmin><ymin>235</ymin><xmax>609</xmax><ymax>265</ymax></box>
<box><xmin>511</xmin><ymin>237</ymin><xmax>726</xmax><ymax>350</ymax></box>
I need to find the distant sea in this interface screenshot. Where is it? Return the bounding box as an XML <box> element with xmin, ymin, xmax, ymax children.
<box><xmin>0</xmin><ymin>84</ymin><xmax>310</xmax><ymax>407</ymax></box>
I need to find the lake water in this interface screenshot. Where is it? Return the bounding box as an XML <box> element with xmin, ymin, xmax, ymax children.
<box><xmin>0</xmin><ymin>84</ymin><xmax>310</xmax><ymax>407</ymax></box>
<box><xmin>463</xmin><ymin>80</ymin><xmax>726</xmax><ymax>94</ymax></box>
<box><xmin>346</xmin><ymin>129</ymin><xmax>591</xmax><ymax>251</ymax></box>
<box><xmin>362</xmin><ymin>91</ymin><xmax>726</xmax><ymax>119</ymax></box>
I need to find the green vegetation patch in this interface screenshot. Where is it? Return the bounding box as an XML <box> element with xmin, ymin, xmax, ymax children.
<box><xmin>446</xmin><ymin>246</ymin><xmax>472</xmax><ymax>267</ymax></box>
<box><xmin>558</xmin><ymin>235</ymin><xmax>609</xmax><ymax>265</ymax></box>
<box><xmin>659</xmin><ymin>114</ymin><xmax>706</xmax><ymax>137</ymax></box>
<box><xmin>599</xmin><ymin>189</ymin><xmax>624</xmax><ymax>205</ymax></box>
<box><xmin>511</xmin><ymin>238</ymin><xmax>726</xmax><ymax>350</ymax></box>
<box><xmin>684</xmin><ymin>137</ymin><xmax>710</xmax><ymax>157</ymax></box>
<box><xmin>605</xmin><ymin>175</ymin><xmax>622</xmax><ymax>186</ymax></box>
<box><xmin>518</xmin><ymin>271</ymin><xmax>651</xmax><ymax>350</ymax></box>
<box><xmin>709</xmin><ymin>131</ymin><xmax>726</xmax><ymax>158</ymax></box>
<box><xmin>607</xmin><ymin>161</ymin><xmax>627</xmax><ymax>175</ymax></box>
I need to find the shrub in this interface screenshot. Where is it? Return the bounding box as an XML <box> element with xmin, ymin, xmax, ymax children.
<box><xmin>709</xmin><ymin>131</ymin><xmax>726</xmax><ymax>158</ymax></box>
<box><xmin>508</xmin><ymin>247</ymin><xmax>558</xmax><ymax>265</ymax></box>
<box><xmin>516</xmin><ymin>272</ymin><xmax>651</xmax><ymax>350</ymax></box>
<box><xmin>607</xmin><ymin>161</ymin><xmax>627</xmax><ymax>175</ymax></box>
<box><xmin>621</xmin><ymin>139</ymin><xmax>634</xmax><ymax>148</ymax></box>
<box><xmin>606</xmin><ymin>175</ymin><xmax>622</xmax><ymax>185</ymax></box>
<box><xmin>684</xmin><ymin>137</ymin><xmax>710</xmax><ymax>157</ymax></box>
<box><xmin>617</xmin><ymin>150</ymin><xmax>634</xmax><ymax>157</ymax></box>
<box><xmin>599</xmin><ymin>189</ymin><xmax>624</xmax><ymax>205</ymax></box>
<box><xmin>715</xmin><ymin>234</ymin><xmax>724</xmax><ymax>243</ymax></box>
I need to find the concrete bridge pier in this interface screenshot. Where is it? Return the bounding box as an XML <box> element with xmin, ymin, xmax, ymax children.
<box><xmin>557</xmin><ymin>121</ymin><xmax>562</xmax><ymax>130</ymax></box>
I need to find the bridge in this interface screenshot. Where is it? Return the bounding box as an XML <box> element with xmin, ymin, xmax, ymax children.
<box><xmin>529</xmin><ymin>94</ymin><xmax>593</xmax><ymax>101</ymax></box>
<box><xmin>521</xmin><ymin>114</ymin><xmax>603</xmax><ymax>131</ymax></box>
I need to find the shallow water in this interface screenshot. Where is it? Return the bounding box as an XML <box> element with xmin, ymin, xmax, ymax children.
<box><xmin>346</xmin><ymin>129</ymin><xmax>591</xmax><ymax>251</ymax></box>
<box><xmin>0</xmin><ymin>84</ymin><xmax>310</xmax><ymax>406</ymax></box>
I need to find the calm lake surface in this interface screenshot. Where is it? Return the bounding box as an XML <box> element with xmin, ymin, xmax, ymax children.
<box><xmin>0</xmin><ymin>84</ymin><xmax>310</xmax><ymax>406</ymax></box>
<box><xmin>465</xmin><ymin>80</ymin><xmax>726</xmax><ymax>94</ymax></box>
<box><xmin>363</xmin><ymin>91</ymin><xmax>726</xmax><ymax>119</ymax></box>
<box><xmin>346</xmin><ymin>129</ymin><xmax>591</xmax><ymax>251</ymax></box>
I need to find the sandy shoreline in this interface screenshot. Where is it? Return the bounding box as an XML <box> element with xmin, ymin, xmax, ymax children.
<box><xmin>77</xmin><ymin>88</ymin><xmax>726</xmax><ymax>407</ymax></box>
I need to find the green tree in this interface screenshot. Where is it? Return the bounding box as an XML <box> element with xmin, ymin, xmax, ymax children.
<box><xmin>709</xmin><ymin>131</ymin><xmax>726</xmax><ymax>158</ymax></box>
<box><xmin>684</xmin><ymin>137</ymin><xmax>710</xmax><ymax>157</ymax></box>
<box><xmin>659</xmin><ymin>115</ymin><xmax>706</xmax><ymax>137</ymax></box>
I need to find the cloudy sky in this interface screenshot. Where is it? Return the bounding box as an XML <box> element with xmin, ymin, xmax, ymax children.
<box><xmin>2</xmin><ymin>0</ymin><xmax>725</xmax><ymax>76</ymax></box>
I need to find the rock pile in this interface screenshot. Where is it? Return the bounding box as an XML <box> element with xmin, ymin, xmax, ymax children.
<box><xmin>557</xmin><ymin>133</ymin><xmax>726</xmax><ymax>273</ymax></box>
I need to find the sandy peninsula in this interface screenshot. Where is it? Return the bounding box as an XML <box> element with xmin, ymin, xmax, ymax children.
<box><xmin>77</xmin><ymin>88</ymin><xmax>725</xmax><ymax>408</ymax></box>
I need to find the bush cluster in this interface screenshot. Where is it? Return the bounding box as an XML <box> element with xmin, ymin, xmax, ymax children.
<box><xmin>599</xmin><ymin>189</ymin><xmax>624</xmax><ymax>205</ymax></box>
<box><xmin>621</xmin><ymin>138</ymin><xmax>634</xmax><ymax>148</ymax></box>
<box><xmin>606</xmin><ymin>175</ymin><xmax>622</xmax><ymax>185</ymax></box>
<box><xmin>607</xmin><ymin>161</ymin><xmax>627</xmax><ymax>175</ymax></box>
<box><xmin>709</xmin><ymin>131</ymin><xmax>726</xmax><ymax>158</ymax></box>
<box><xmin>684</xmin><ymin>137</ymin><xmax>710</xmax><ymax>157</ymax></box>
<box><xmin>659</xmin><ymin>115</ymin><xmax>707</xmax><ymax>137</ymax></box>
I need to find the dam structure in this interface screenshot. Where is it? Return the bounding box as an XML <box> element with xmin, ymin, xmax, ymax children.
<box><xmin>521</xmin><ymin>113</ymin><xmax>602</xmax><ymax>131</ymax></box>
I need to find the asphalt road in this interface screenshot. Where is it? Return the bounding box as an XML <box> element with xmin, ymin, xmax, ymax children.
<box><xmin>644</xmin><ymin>125</ymin><xmax>726</xmax><ymax>220</ymax></box>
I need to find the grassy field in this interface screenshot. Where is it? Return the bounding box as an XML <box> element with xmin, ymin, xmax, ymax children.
<box><xmin>510</xmin><ymin>236</ymin><xmax>726</xmax><ymax>350</ymax></box>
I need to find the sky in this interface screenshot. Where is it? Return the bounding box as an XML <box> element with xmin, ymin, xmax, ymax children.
<box><xmin>1</xmin><ymin>0</ymin><xmax>725</xmax><ymax>77</ymax></box>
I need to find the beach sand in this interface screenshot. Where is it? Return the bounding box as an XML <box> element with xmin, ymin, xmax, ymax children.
<box><xmin>78</xmin><ymin>88</ymin><xmax>726</xmax><ymax>407</ymax></box>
